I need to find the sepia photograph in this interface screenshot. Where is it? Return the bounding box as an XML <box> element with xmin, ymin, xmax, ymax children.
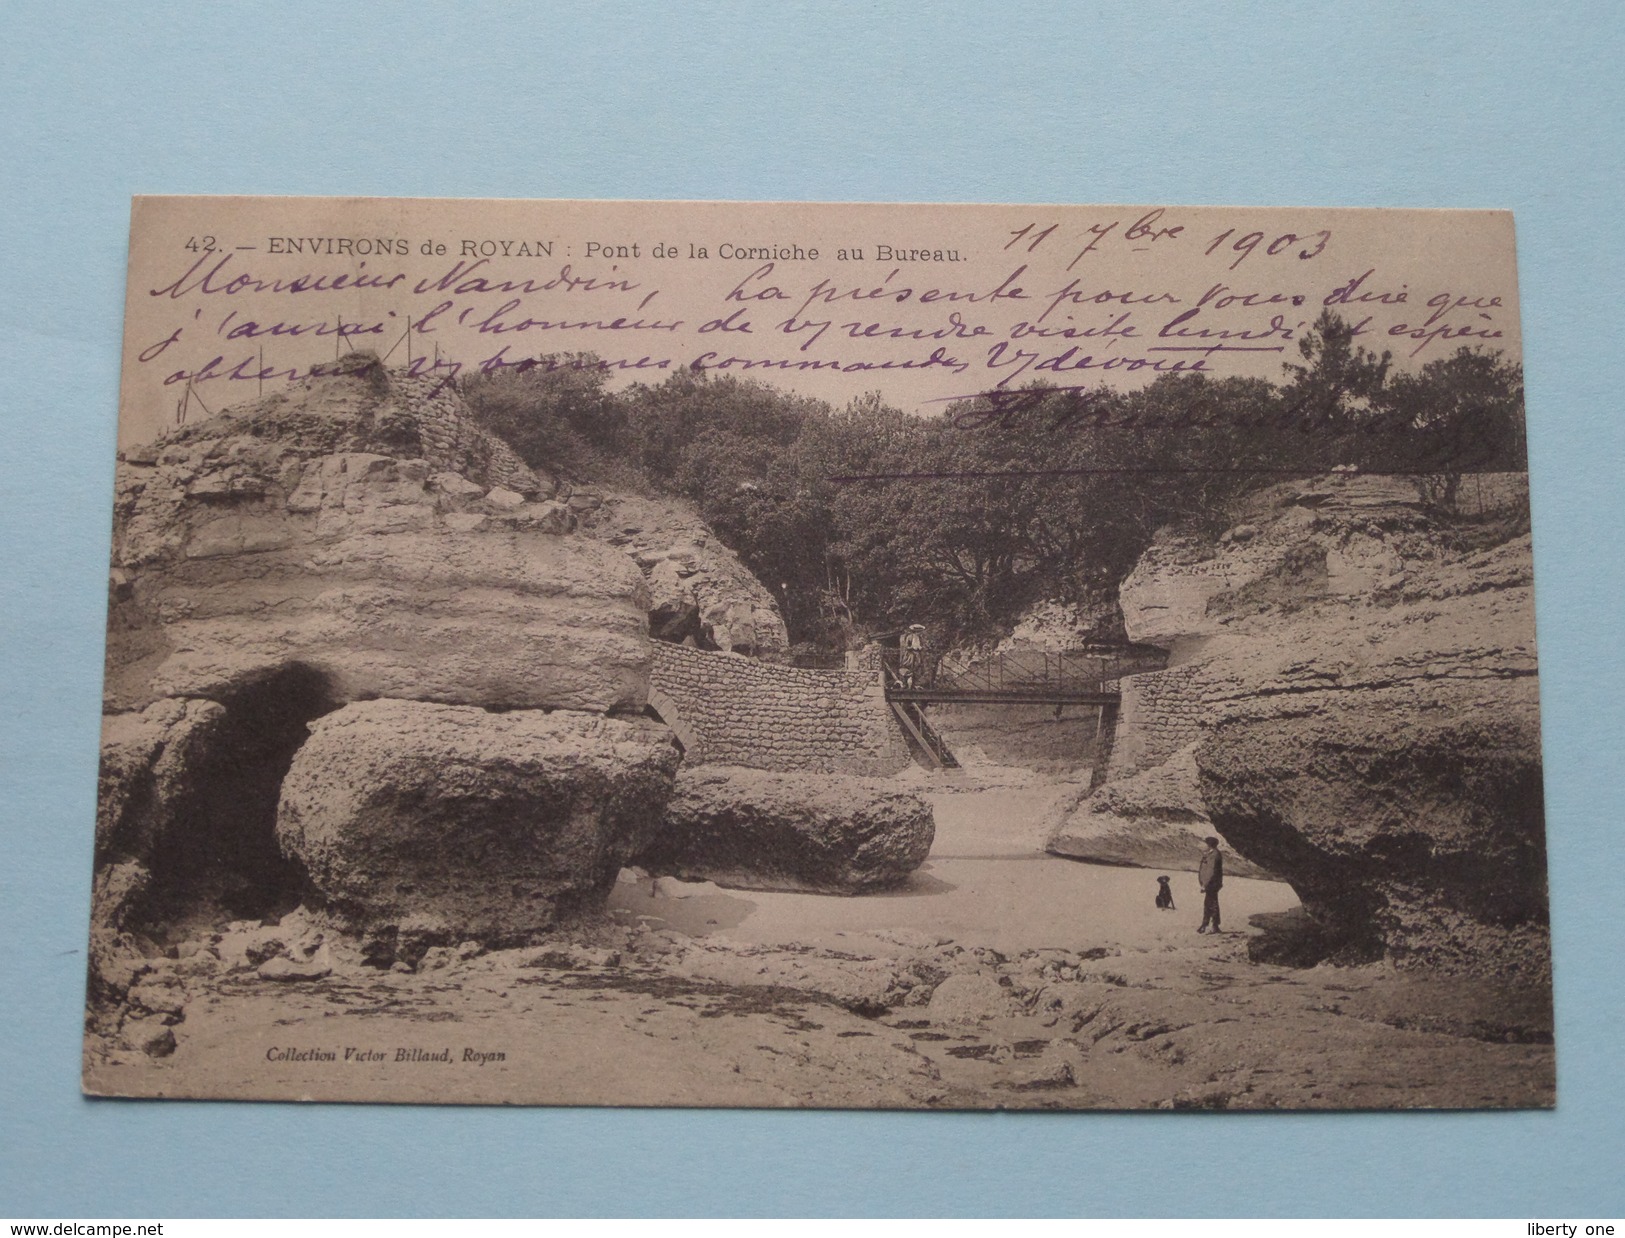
<box><xmin>83</xmin><ymin>196</ymin><xmax>1551</xmax><ymax>1110</ymax></box>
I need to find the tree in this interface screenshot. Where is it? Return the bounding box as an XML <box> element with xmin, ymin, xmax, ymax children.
<box><xmin>460</xmin><ymin>352</ymin><xmax>628</xmax><ymax>480</ymax></box>
<box><xmin>456</xmin><ymin>326</ymin><xmax>1525</xmax><ymax>654</ymax></box>
<box><xmin>623</xmin><ymin>369</ymin><xmax>820</xmax><ymax>483</ymax></box>
<box><xmin>1380</xmin><ymin>347</ymin><xmax>1526</xmax><ymax>473</ymax></box>
<box><xmin>1282</xmin><ymin>310</ymin><xmax>1393</xmax><ymax>428</ymax></box>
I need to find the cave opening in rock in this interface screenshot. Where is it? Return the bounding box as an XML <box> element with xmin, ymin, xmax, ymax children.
<box><xmin>649</xmin><ymin>601</ymin><xmax>718</xmax><ymax>650</ymax></box>
<box><xmin>140</xmin><ymin>664</ymin><xmax>342</xmax><ymax>936</ymax></box>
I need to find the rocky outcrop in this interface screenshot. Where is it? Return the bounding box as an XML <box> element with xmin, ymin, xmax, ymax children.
<box><xmin>105</xmin><ymin>363</ymin><xmax>650</xmax><ymax>715</ymax></box>
<box><xmin>96</xmin><ymin>698</ymin><xmax>228</xmax><ymax>861</ymax></box>
<box><xmin>276</xmin><ymin>700</ymin><xmax>681</xmax><ymax>942</ymax></box>
<box><xmin>120</xmin><ymin>352</ymin><xmax>546</xmax><ymax>494</ymax></box>
<box><xmin>1116</xmin><ymin>474</ymin><xmax>1435</xmax><ymax>647</ymax></box>
<box><xmin>89</xmin><ymin>360</ymin><xmax>668</xmax><ymax>1011</ymax></box>
<box><xmin>1043</xmin><ymin>748</ymin><xmax>1269</xmax><ymax>878</ymax></box>
<box><xmin>1197</xmin><ymin>707</ymin><xmax>1546</xmax><ymax>976</ymax></box>
<box><xmin>572</xmin><ymin>491</ymin><xmax>788</xmax><ymax>656</ymax></box>
<box><xmin>995</xmin><ymin>596</ymin><xmax>1126</xmax><ymax>652</ymax></box>
<box><xmin>1117</xmin><ymin>473</ymin><xmax>1531</xmax><ymax>649</ymax></box>
<box><xmin>640</xmin><ymin>765</ymin><xmax>935</xmax><ymax>894</ymax></box>
<box><xmin>92</xmin><ymin>669</ymin><xmax>324</xmax><ymax>933</ymax></box>
<box><xmin>1064</xmin><ymin>472</ymin><xmax>1545</xmax><ymax>976</ymax></box>
<box><xmin>91</xmin><ymin>698</ymin><xmax>237</xmax><ymax>1001</ymax></box>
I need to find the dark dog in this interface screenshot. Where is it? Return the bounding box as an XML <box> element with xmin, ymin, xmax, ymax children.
<box><xmin>1155</xmin><ymin>875</ymin><xmax>1176</xmax><ymax>911</ymax></box>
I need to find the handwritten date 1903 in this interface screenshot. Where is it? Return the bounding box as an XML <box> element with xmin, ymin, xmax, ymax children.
<box><xmin>1205</xmin><ymin>227</ymin><xmax>1331</xmax><ymax>269</ymax></box>
<box><xmin>1008</xmin><ymin>211</ymin><xmax>1332</xmax><ymax>273</ymax></box>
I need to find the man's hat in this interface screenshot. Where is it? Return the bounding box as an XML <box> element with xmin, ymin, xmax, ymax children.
<box><xmin>1204</xmin><ymin>836</ymin><xmax>1220</xmax><ymax>846</ymax></box>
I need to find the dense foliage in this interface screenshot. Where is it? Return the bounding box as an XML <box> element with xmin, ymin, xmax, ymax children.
<box><xmin>461</xmin><ymin>314</ymin><xmax>1526</xmax><ymax>651</ymax></box>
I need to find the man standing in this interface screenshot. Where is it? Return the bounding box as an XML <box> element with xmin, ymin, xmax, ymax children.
<box><xmin>900</xmin><ymin>624</ymin><xmax>926</xmax><ymax>688</ymax></box>
<box><xmin>1198</xmin><ymin>835</ymin><xmax>1224</xmax><ymax>934</ymax></box>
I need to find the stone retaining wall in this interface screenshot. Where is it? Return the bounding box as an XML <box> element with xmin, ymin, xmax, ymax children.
<box><xmin>649</xmin><ymin>643</ymin><xmax>910</xmax><ymax>776</ymax></box>
<box><xmin>391</xmin><ymin>372</ymin><xmax>543</xmax><ymax>496</ymax></box>
<box><xmin>1104</xmin><ymin>662</ymin><xmax>1209</xmax><ymax>780</ymax></box>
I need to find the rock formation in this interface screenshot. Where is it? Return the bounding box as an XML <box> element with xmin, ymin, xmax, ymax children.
<box><xmin>106</xmin><ymin>363</ymin><xmax>650</xmax><ymax>715</ymax></box>
<box><xmin>995</xmin><ymin>596</ymin><xmax>1126</xmax><ymax>651</ymax></box>
<box><xmin>570</xmin><ymin>490</ymin><xmax>789</xmax><ymax>656</ymax></box>
<box><xmin>1048</xmin><ymin>473</ymin><xmax>1546</xmax><ymax>977</ymax></box>
<box><xmin>276</xmin><ymin>700</ymin><xmax>681</xmax><ymax>943</ymax></box>
<box><xmin>97</xmin><ymin>697</ymin><xmax>229</xmax><ymax>861</ymax></box>
<box><xmin>90</xmin><ymin>358</ymin><xmax>668</xmax><ymax>1021</ymax></box>
<box><xmin>92</xmin><ymin>683</ymin><xmax>318</xmax><ymax>980</ymax></box>
<box><xmin>1042</xmin><ymin>748</ymin><xmax>1269</xmax><ymax>878</ymax></box>
<box><xmin>1197</xmin><ymin>702</ymin><xmax>1545</xmax><ymax>975</ymax></box>
<box><xmin>88</xmin><ymin>356</ymin><xmax>918</xmax><ymax>1069</ymax></box>
<box><xmin>641</xmin><ymin>765</ymin><xmax>935</xmax><ymax>894</ymax></box>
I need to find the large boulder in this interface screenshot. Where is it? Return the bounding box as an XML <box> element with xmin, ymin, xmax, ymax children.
<box><xmin>640</xmin><ymin>765</ymin><xmax>934</xmax><ymax>894</ymax></box>
<box><xmin>1196</xmin><ymin>699</ymin><xmax>1547</xmax><ymax>978</ymax></box>
<box><xmin>106</xmin><ymin>380</ymin><xmax>652</xmax><ymax>713</ymax></box>
<box><xmin>1043</xmin><ymin>747</ymin><xmax>1271</xmax><ymax>878</ymax></box>
<box><xmin>275</xmin><ymin>700</ymin><xmax>682</xmax><ymax>941</ymax></box>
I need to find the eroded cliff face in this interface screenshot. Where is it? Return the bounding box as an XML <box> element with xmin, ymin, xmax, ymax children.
<box><xmin>570</xmin><ymin>490</ymin><xmax>789</xmax><ymax>657</ymax></box>
<box><xmin>92</xmin><ymin>361</ymin><xmax>670</xmax><ymax>1003</ymax></box>
<box><xmin>107</xmin><ymin>361</ymin><xmax>651</xmax><ymax>715</ymax></box>
<box><xmin>1051</xmin><ymin>474</ymin><xmax>1545</xmax><ymax>978</ymax></box>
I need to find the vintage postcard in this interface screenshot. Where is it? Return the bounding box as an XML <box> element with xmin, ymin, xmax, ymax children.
<box><xmin>85</xmin><ymin>197</ymin><xmax>1550</xmax><ymax>1108</ymax></box>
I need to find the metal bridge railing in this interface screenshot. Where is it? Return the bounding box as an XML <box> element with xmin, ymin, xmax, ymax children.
<box><xmin>879</xmin><ymin>646</ymin><xmax>1167</xmax><ymax>698</ymax></box>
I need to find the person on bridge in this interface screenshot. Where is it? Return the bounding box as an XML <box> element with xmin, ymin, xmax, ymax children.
<box><xmin>900</xmin><ymin>624</ymin><xmax>926</xmax><ymax>688</ymax></box>
<box><xmin>1197</xmin><ymin>836</ymin><xmax>1224</xmax><ymax>934</ymax></box>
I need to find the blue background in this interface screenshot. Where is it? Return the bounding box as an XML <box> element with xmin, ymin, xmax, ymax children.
<box><xmin>2</xmin><ymin>0</ymin><xmax>1621</xmax><ymax>1217</ymax></box>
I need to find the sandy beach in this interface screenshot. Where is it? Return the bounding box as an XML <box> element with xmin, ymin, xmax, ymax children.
<box><xmin>611</xmin><ymin>777</ymin><xmax>1299</xmax><ymax>951</ymax></box>
<box><xmin>84</xmin><ymin>775</ymin><xmax>1554</xmax><ymax>1110</ymax></box>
